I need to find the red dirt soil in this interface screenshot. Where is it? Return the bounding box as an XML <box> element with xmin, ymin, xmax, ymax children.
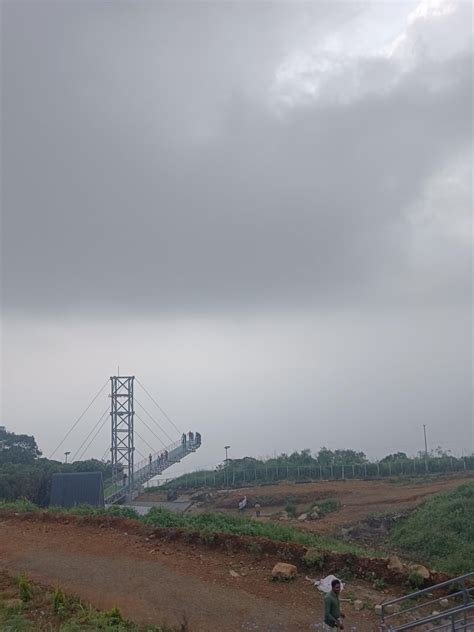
<box><xmin>198</xmin><ymin>476</ymin><xmax>474</xmax><ymax>533</ymax></box>
<box><xmin>0</xmin><ymin>513</ymin><xmax>386</xmax><ymax>631</ymax></box>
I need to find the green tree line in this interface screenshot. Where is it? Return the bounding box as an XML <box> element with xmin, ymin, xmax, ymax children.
<box><xmin>0</xmin><ymin>426</ymin><xmax>111</xmax><ymax>506</ymax></box>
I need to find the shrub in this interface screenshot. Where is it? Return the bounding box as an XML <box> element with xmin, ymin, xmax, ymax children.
<box><xmin>284</xmin><ymin>503</ymin><xmax>297</xmax><ymax>518</ymax></box>
<box><xmin>104</xmin><ymin>606</ymin><xmax>126</xmax><ymax>626</ymax></box>
<box><xmin>373</xmin><ymin>578</ymin><xmax>386</xmax><ymax>591</ymax></box>
<box><xmin>407</xmin><ymin>571</ymin><xmax>425</xmax><ymax>590</ymax></box>
<box><xmin>53</xmin><ymin>583</ymin><xmax>67</xmax><ymax>615</ymax></box>
<box><xmin>302</xmin><ymin>548</ymin><xmax>324</xmax><ymax>569</ymax></box>
<box><xmin>18</xmin><ymin>575</ymin><xmax>33</xmax><ymax>602</ymax></box>
<box><xmin>314</xmin><ymin>499</ymin><xmax>342</xmax><ymax>515</ymax></box>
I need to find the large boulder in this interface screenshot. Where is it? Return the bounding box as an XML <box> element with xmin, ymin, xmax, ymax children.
<box><xmin>353</xmin><ymin>600</ymin><xmax>364</xmax><ymax>611</ymax></box>
<box><xmin>271</xmin><ymin>562</ymin><xmax>297</xmax><ymax>580</ymax></box>
<box><xmin>410</xmin><ymin>564</ymin><xmax>430</xmax><ymax>579</ymax></box>
<box><xmin>387</xmin><ymin>556</ymin><xmax>404</xmax><ymax>571</ymax></box>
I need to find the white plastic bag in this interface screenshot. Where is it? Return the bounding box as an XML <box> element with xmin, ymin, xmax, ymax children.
<box><xmin>315</xmin><ymin>574</ymin><xmax>345</xmax><ymax>593</ymax></box>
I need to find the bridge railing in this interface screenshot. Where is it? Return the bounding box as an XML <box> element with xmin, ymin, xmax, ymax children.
<box><xmin>380</xmin><ymin>572</ymin><xmax>474</xmax><ymax>631</ymax></box>
<box><xmin>104</xmin><ymin>436</ymin><xmax>201</xmax><ymax>503</ymax></box>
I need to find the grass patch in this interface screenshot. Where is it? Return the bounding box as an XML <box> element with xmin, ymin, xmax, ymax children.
<box><xmin>0</xmin><ymin>572</ymin><xmax>179</xmax><ymax>631</ymax></box>
<box><xmin>311</xmin><ymin>498</ymin><xmax>341</xmax><ymax>515</ymax></box>
<box><xmin>142</xmin><ymin>507</ymin><xmax>369</xmax><ymax>555</ymax></box>
<box><xmin>0</xmin><ymin>500</ymin><xmax>376</xmax><ymax>557</ymax></box>
<box><xmin>389</xmin><ymin>482</ymin><xmax>474</xmax><ymax>575</ymax></box>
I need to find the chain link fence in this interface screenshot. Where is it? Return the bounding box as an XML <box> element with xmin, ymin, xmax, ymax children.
<box><xmin>157</xmin><ymin>456</ymin><xmax>474</xmax><ymax>490</ymax></box>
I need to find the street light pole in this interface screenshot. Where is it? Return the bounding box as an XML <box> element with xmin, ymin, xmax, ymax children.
<box><xmin>64</xmin><ymin>451</ymin><xmax>71</xmax><ymax>464</ymax></box>
<box><xmin>423</xmin><ymin>425</ymin><xmax>428</xmax><ymax>472</ymax></box>
<box><xmin>224</xmin><ymin>445</ymin><xmax>231</xmax><ymax>489</ymax></box>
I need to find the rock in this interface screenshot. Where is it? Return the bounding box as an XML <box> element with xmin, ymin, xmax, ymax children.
<box><xmin>387</xmin><ymin>555</ymin><xmax>403</xmax><ymax>571</ymax></box>
<box><xmin>374</xmin><ymin>605</ymin><xmax>383</xmax><ymax>616</ymax></box>
<box><xmin>279</xmin><ymin>515</ymin><xmax>290</xmax><ymax>521</ymax></box>
<box><xmin>309</xmin><ymin>512</ymin><xmax>320</xmax><ymax>520</ymax></box>
<box><xmin>385</xmin><ymin>604</ymin><xmax>397</xmax><ymax>614</ymax></box>
<box><xmin>297</xmin><ymin>513</ymin><xmax>308</xmax><ymax>521</ymax></box>
<box><xmin>271</xmin><ymin>562</ymin><xmax>297</xmax><ymax>580</ymax></box>
<box><xmin>229</xmin><ymin>570</ymin><xmax>239</xmax><ymax>578</ymax></box>
<box><xmin>440</xmin><ymin>598</ymin><xmax>450</xmax><ymax>609</ymax></box>
<box><xmin>431</xmin><ymin>610</ymin><xmax>440</xmax><ymax>616</ymax></box>
<box><xmin>353</xmin><ymin>599</ymin><xmax>364</xmax><ymax>611</ymax></box>
<box><xmin>410</xmin><ymin>564</ymin><xmax>430</xmax><ymax>579</ymax></box>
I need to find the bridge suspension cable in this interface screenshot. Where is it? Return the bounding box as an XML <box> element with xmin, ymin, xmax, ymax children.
<box><xmin>134</xmin><ymin>411</ymin><xmax>167</xmax><ymax>449</ymax></box>
<box><xmin>135</xmin><ymin>378</ymin><xmax>182</xmax><ymax>434</ymax></box>
<box><xmin>49</xmin><ymin>379</ymin><xmax>109</xmax><ymax>459</ymax></box>
<box><xmin>135</xmin><ymin>398</ymin><xmax>174</xmax><ymax>443</ymax></box>
<box><xmin>71</xmin><ymin>407</ymin><xmax>109</xmax><ymax>463</ymax></box>
<box><xmin>134</xmin><ymin>428</ymin><xmax>156</xmax><ymax>455</ymax></box>
<box><xmin>76</xmin><ymin>410</ymin><xmax>110</xmax><ymax>462</ymax></box>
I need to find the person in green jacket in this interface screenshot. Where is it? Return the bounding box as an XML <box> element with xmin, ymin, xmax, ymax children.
<box><xmin>324</xmin><ymin>579</ymin><xmax>345</xmax><ymax>629</ymax></box>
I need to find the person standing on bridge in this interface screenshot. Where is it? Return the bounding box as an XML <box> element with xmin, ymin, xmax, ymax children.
<box><xmin>324</xmin><ymin>579</ymin><xmax>345</xmax><ymax>630</ymax></box>
<box><xmin>149</xmin><ymin>453</ymin><xmax>152</xmax><ymax>470</ymax></box>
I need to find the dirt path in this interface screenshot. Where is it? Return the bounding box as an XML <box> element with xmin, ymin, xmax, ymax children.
<box><xmin>201</xmin><ymin>476</ymin><xmax>474</xmax><ymax>533</ymax></box>
<box><xmin>0</xmin><ymin>516</ymin><xmax>383</xmax><ymax>631</ymax></box>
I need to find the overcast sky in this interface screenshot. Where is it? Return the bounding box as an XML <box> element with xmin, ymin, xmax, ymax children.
<box><xmin>1</xmin><ymin>0</ymin><xmax>472</xmax><ymax>475</ymax></box>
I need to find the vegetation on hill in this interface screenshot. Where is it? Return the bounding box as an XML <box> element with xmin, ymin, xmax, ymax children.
<box><xmin>389</xmin><ymin>482</ymin><xmax>474</xmax><ymax>575</ymax></box>
<box><xmin>0</xmin><ymin>570</ymin><xmax>177</xmax><ymax>631</ymax></box>
<box><xmin>0</xmin><ymin>427</ymin><xmax>111</xmax><ymax>506</ymax></box>
<box><xmin>0</xmin><ymin>499</ymin><xmax>368</xmax><ymax>557</ymax></box>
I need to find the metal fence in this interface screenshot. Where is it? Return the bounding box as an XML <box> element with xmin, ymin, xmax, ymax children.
<box><xmin>158</xmin><ymin>456</ymin><xmax>474</xmax><ymax>490</ymax></box>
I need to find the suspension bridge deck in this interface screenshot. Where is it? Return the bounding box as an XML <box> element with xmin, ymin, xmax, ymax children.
<box><xmin>104</xmin><ymin>437</ymin><xmax>200</xmax><ymax>504</ymax></box>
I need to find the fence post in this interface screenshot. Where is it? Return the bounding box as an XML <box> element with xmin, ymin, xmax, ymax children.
<box><xmin>389</xmin><ymin>462</ymin><xmax>392</xmax><ymax>476</ymax></box>
<box><xmin>364</xmin><ymin>463</ymin><xmax>367</xmax><ymax>478</ymax></box>
<box><xmin>342</xmin><ymin>465</ymin><xmax>345</xmax><ymax>480</ymax></box>
<box><xmin>463</xmin><ymin>458</ymin><xmax>466</xmax><ymax>471</ymax></box>
<box><xmin>297</xmin><ymin>466</ymin><xmax>300</xmax><ymax>478</ymax></box>
<box><xmin>320</xmin><ymin>465</ymin><xmax>322</xmax><ymax>480</ymax></box>
<box><xmin>255</xmin><ymin>468</ymin><xmax>257</xmax><ymax>482</ymax></box>
<box><xmin>352</xmin><ymin>464</ymin><xmax>355</xmax><ymax>478</ymax></box>
<box><xmin>377</xmin><ymin>462</ymin><xmax>380</xmax><ymax>477</ymax></box>
<box><xmin>330</xmin><ymin>464</ymin><xmax>334</xmax><ymax>479</ymax></box>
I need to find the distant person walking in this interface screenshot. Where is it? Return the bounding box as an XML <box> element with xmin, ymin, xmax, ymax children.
<box><xmin>324</xmin><ymin>579</ymin><xmax>345</xmax><ymax>629</ymax></box>
<box><xmin>238</xmin><ymin>495</ymin><xmax>247</xmax><ymax>513</ymax></box>
<box><xmin>254</xmin><ymin>502</ymin><xmax>261</xmax><ymax>518</ymax></box>
<box><xmin>149</xmin><ymin>453</ymin><xmax>152</xmax><ymax>470</ymax></box>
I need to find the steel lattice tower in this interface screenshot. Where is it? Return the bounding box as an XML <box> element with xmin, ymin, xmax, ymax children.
<box><xmin>110</xmin><ymin>376</ymin><xmax>134</xmax><ymax>483</ymax></box>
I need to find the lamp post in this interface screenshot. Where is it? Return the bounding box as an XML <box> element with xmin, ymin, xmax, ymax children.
<box><xmin>423</xmin><ymin>424</ymin><xmax>428</xmax><ymax>472</ymax></box>
<box><xmin>224</xmin><ymin>445</ymin><xmax>231</xmax><ymax>489</ymax></box>
<box><xmin>64</xmin><ymin>451</ymin><xmax>71</xmax><ymax>464</ymax></box>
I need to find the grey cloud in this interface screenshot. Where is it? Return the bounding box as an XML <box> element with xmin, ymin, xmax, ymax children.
<box><xmin>1</xmin><ymin>1</ymin><xmax>472</xmax><ymax>317</ymax></box>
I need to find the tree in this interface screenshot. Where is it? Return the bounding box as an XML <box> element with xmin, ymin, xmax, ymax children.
<box><xmin>0</xmin><ymin>427</ymin><xmax>41</xmax><ymax>464</ymax></box>
<box><xmin>380</xmin><ymin>452</ymin><xmax>409</xmax><ymax>463</ymax></box>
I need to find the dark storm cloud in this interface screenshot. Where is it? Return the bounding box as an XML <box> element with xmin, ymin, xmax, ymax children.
<box><xmin>1</xmin><ymin>1</ymin><xmax>472</xmax><ymax>316</ymax></box>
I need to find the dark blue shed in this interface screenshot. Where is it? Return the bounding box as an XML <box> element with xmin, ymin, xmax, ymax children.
<box><xmin>50</xmin><ymin>472</ymin><xmax>104</xmax><ymax>508</ymax></box>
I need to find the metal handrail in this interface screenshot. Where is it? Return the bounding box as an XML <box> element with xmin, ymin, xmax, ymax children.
<box><xmin>104</xmin><ymin>437</ymin><xmax>201</xmax><ymax>504</ymax></box>
<box><xmin>389</xmin><ymin>604</ymin><xmax>474</xmax><ymax>631</ymax></box>
<box><xmin>381</xmin><ymin>572</ymin><xmax>474</xmax><ymax>631</ymax></box>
